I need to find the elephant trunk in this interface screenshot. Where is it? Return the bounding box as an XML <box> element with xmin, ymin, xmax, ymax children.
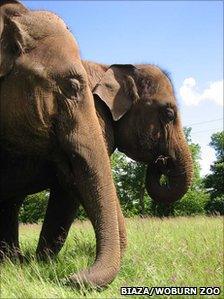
<box><xmin>56</xmin><ymin>88</ymin><xmax>121</xmax><ymax>288</ymax></box>
<box><xmin>145</xmin><ymin>128</ymin><xmax>193</xmax><ymax>205</ymax></box>
<box><xmin>68</xmin><ymin>159</ymin><xmax>121</xmax><ymax>287</ymax></box>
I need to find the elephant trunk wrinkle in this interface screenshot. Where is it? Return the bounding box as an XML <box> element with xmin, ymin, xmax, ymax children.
<box><xmin>145</xmin><ymin>132</ymin><xmax>193</xmax><ymax>205</ymax></box>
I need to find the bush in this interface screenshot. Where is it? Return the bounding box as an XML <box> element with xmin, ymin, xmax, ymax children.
<box><xmin>173</xmin><ymin>190</ymin><xmax>209</xmax><ymax>216</ymax></box>
<box><xmin>205</xmin><ymin>196</ymin><xmax>224</xmax><ymax>215</ymax></box>
<box><xmin>19</xmin><ymin>191</ymin><xmax>49</xmax><ymax>223</ymax></box>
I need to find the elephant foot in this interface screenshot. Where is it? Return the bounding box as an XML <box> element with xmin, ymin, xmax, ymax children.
<box><xmin>36</xmin><ymin>239</ymin><xmax>66</xmax><ymax>261</ymax></box>
<box><xmin>36</xmin><ymin>247</ymin><xmax>57</xmax><ymax>262</ymax></box>
<box><xmin>0</xmin><ymin>245</ymin><xmax>24</xmax><ymax>263</ymax></box>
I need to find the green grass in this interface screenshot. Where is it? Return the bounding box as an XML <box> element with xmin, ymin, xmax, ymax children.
<box><xmin>0</xmin><ymin>217</ymin><xmax>223</xmax><ymax>298</ymax></box>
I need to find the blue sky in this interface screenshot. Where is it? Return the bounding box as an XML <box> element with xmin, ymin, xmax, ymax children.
<box><xmin>24</xmin><ymin>1</ymin><xmax>223</xmax><ymax>175</ymax></box>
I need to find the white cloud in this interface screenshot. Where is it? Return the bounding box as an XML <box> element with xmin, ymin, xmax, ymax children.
<box><xmin>180</xmin><ymin>77</ymin><xmax>223</xmax><ymax>106</ymax></box>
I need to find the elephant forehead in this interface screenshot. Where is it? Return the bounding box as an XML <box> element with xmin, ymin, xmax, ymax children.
<box><xmin>137</xmin><ymin>66</ymin><xmax>174</xmax><ymax>96</ymax></box>
<box><xmin>16</xmin><ymin>31</ymin><xmax>80</xmax><ymax>79</ymax></box>
<box><xmin>32</xmin><ymin>11</ymin><xmax>67</xmax><ymax>30</ymax></box>
<box><xmin>34</xmin><ymin>36</ymin><xmax>80</xmax><ymax>78</ymax></box>
<box><xmin>18</xmin><ymin>10</ymin><xmax>69</xmax><ymax>40</ymax></box>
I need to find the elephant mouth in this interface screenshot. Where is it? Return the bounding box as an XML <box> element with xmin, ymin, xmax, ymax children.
<box><xmin>150</xmin><ymin>155</ymin><xmax>174</xmax><ymax>191</ymax></box>
<box><xmin>145</xmin><ymin>152</ymin><xmax>193</xmax><ymax>205</ymax></box>
<box><xmin>154</xmin><ymin>155</ymin><xmax>174</xmax><ymax>174</ymax></box>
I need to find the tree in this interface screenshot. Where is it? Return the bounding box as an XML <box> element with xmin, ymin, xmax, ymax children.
<box><xmin>204</xmin><ymin>132</ymin><xmax>224</xmax><ymax>215</ymax></box>
<box><xmin>209</xmin><ymin>131</ymin><xmax>224</xmax><ymax>159</ymax></box>
<box><xmin>111</xmin><ymin>152</ymin><xmax>148</xmax><ymax>216</ymax></box>
<box><xmin>19</xmin><ymin>191</ymin><xmax>49</xmax><ymax>223</ymax></box>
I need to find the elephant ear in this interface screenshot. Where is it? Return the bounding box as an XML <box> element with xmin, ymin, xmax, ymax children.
<box><xmin>0</xmin><ymin>0</ymin><xmax>28</xmax><ymax>77</ymax></box>
<box><xmin>93</xmin><ymin>64</ymin><xmax>139</xmax><ymax>121</ymax></box>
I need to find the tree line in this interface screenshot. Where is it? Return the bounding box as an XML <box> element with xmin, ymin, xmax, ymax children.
<box><xmin>19</xmin><ymin>129</ymin><xmax>224</xmax><ymax>223</ymax></box>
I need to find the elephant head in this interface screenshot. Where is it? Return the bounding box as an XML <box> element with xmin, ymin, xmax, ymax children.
<box><xmin>0</xmin><ymin>0</ymin><xmax>82</xmax><ymax>151</ymax></box>
<box><xmin>93</xmin><ymin>64</ymin><xmax>193</xmax><ymax>205</ymax></box>
<box><xmin>0</xmin><ymin>1</ymin><xmax>121</xmax><ymax>287</ymax></box>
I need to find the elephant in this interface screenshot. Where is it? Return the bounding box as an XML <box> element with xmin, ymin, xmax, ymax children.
<box><xmin>0</xmin><ymin>0</ymin><xmax>194</xmax><ymax>288</ymax></box>
<box><xmin>83</xmin><ymin>60</ymin><xmax>194</xmax><ymax>204</ymax></box>
<box><xmin>0</xmin><ymin>0</ymin><xmax>123</xmax><ymax>288</ymax></box>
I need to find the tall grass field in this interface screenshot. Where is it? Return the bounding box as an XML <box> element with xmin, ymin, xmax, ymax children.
<box><xmin>0</xmin><ymin>217</ymin><xmax>223</xmax><ymax>298</ymax></box>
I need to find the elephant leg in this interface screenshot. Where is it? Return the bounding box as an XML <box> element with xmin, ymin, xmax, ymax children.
<box><xmin>36</xmin><ymin>183</ymin><xmax>80</xmax><ymax>259</ymax></box>
<box><xmin>116</xmin><ymin>201</ymin><xmax>127</xmax><ymax>257</ymax></box>
<box><xmin>37</xmin><ymin>178</ymin><xmax>126</xmax><ymax>260</ymax></box>
<box><xmin>0</xmin><ymin>197</ymin><xmax>24</xmax><ymax>261</ymax></box>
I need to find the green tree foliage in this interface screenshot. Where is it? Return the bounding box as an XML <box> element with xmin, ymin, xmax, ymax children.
<box><xmin>209</xmin><ymin>131</ymin><xmax>224</xmax><ymax>159</ymax></box>
<box><xmin>19</xmin><ymin>191</ymin><xmax>49</xmax><ymax>223</ymax></box>
<box><xmin>204</xmin><ymin>132</ymin><xmax>224</xmax><ymax>215</ymax></box>
<box><xmin>111</xmin><ymin>152</ymin><xmax>149</xmax><ymax>216</ymax></box>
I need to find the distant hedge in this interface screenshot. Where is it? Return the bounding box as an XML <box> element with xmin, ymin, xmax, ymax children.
<box><xmin>18</xmin><ymin>188</ymin><xmax>217</xmax><ymax>224</ymax></box>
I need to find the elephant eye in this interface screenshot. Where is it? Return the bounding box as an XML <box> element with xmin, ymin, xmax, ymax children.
<box><xmin>161</xmin><ymin>106</ymin><xmax>175</xmax><ymax>123</ymax></box>
<box><xmin>166</xmin><ymin>107</ymin><xmax>175</xmax><ymax>121</ymax></box>
<box><xmin>69</xmin><ymin>78</ymin><xmax>81</xmax><ymax>92</ymax></box>
<box><xmin>58</xmin><ymin>78</ymin><xmax>82</xmax><ymax>101</ymax></box>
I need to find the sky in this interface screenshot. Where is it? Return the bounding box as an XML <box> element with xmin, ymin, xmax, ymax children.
<box><xmin>24</xmin><ymin>0</ymin><xmax>223</xmax><ymax>176</ymax></box>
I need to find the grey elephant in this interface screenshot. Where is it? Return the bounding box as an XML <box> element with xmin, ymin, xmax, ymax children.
<box><xmin>0</xmin><ymin>0</ymin><xmax>193</xmax><ymax>288</ymax></box>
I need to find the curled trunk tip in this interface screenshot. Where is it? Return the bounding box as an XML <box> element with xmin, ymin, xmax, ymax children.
<box><xmin>145</xmin><ymin>153</ymin><xmax>193</xmax><ymax>205</ymax></box>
